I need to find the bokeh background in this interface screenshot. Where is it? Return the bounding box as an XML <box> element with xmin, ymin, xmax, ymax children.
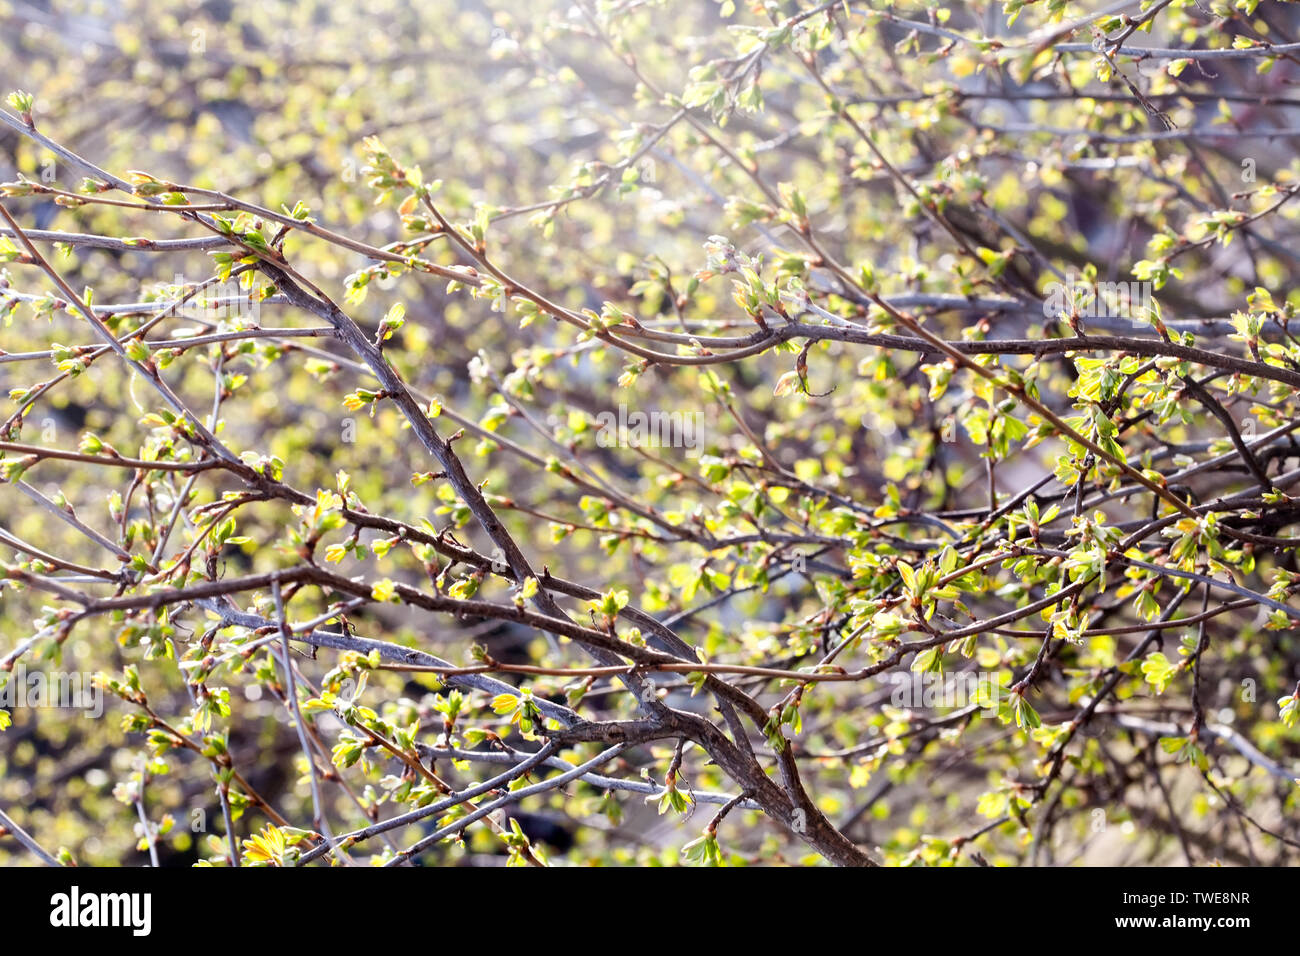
<box><xmin>1</xmin><ymin>0</ymin><xmax>1298</xmax><ymax>865</ymax></box>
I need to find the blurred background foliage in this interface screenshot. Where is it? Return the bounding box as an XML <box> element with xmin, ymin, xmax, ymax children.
<box><xmin>0</xmin><ymin>0</ymin><xmax>1298</xmax><ymax>866</ymax></box>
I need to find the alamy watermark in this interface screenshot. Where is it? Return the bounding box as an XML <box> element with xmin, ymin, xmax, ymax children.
<box><xmin>0</xmin><ymin>664</ymin><xmax>103</xmax><ymax>719</ymax></box>
<box><xmin>888</xmin><ymin>670</ymin><xmax>1002</xmax><ymax>717</ymax></box>
<box><xmin>49</xmin><ymin>886</ymin><xmax>150</xmax><ymax>936</ymax></box>
<box><xmin>1043</xmin><ymin>272</ymin><xmax>1153</xmax><ymax>328</ymax></box>
<box><xmin>149</xmin><ymin>273</ymin><xmax>261</xmax><ymax>325</ymax></box>
<box><xmin>594</xmin><ymin>405</ymin><xmax>705</xmax><ymax>453</ymax></box>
